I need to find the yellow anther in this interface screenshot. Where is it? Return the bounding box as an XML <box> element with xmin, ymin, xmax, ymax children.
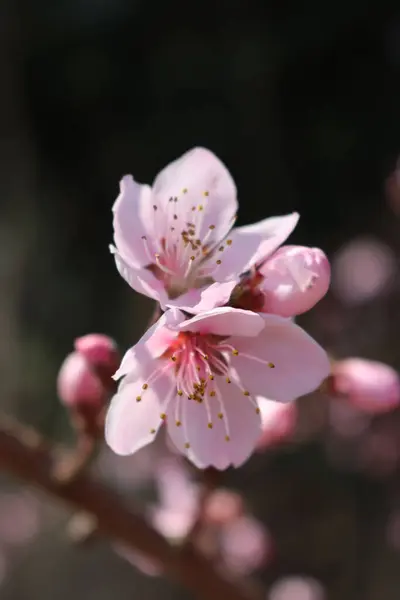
<box><xmin>268</xmin><ymin>362</ymin><xmax>275</xmax><ymax>368</ymax></box>
<box><xmin>208</xmin><ymin>422</ymin><xmax>213</xmax><ymax>429</ymax></box>
<box><xmin>203</xmin><ymin>191</ymin><xmax>209</xmax><ymax>196</ymax></box>
<box><xmin>190</xmin><ymin>255</ymin><xmax>195</xmax><ymax>261</ymax></box>
<box><xmin>184</xmin><ymin>442</ymin><xmax>190</xmax><ymax>449</ymax></box>
<box><xmin>226</xmin><ymin>239</ymin><xmax>232</xmax><ymax>245</ymax></box>
<box><xmin>142</xmin><ymin>383</ymin><xmax>148</xmax><ymax>390</ymax></box>
<box><xmin>160</xmin><ymin>413</ymin><xmax>166</xmax><ymax>420</ymax></box>
<box><xmin>171</xmin><ymin>355</ymin><xmax>177</xmax><ymax>362</ymax></box>
<box><xmin>176</xmin><ymin>420</ymin><xmax>182</xmax><ymax>427</ymax></box>
<box><xmin>226</xmin><ymin>377</ymin><xmax>231</xmax><ymax>383</ymax></box>
<box><xmin>255</xmin><ymin>408</ymin><xmax>260</xmax><ymax>414</ymax></box>
<box><xmin>198</xmin><ymin>205</ymin><xmax>204</xmax><ymax>211</ymax></box>
<box><xmin>182</xmin><ymin>188</ymin><xmax>188</xmax><ymax>194</ymax></box>
<box><xmin>177</xmin><ymin>390</ymin><xmax>183</xmax><ymax>396</ymax></box>
<box><xmin>216</xmin><ymin>259</ymin><xmax>222</xmax><ymax>265</ymax></box>
<box><xmin>243</xmin><ymin>391</ymin><xmax>250</xmax><ymax>396</ymax></box>
<box><xmin>225</xmin><ymin>435</ymin><xmax>230</xmax><ymax>442</ymax></box>
<box><xmin>217</xmin><ymin>413</ymin><xmax>224</xmax><ymax>419</ymax></box>
<box><xmin>150</xmin><ymin>428</ymin><xmax>156</xmax><ymax>434</ymax></box>
<box><xmin>136</xmin><ymin>396</ymin><xmax>142</xmax><ymax>402</ymax></box>
<box><xmin>209</xmin><ymin>390</ymin><xmax>216</xmax><ymax>397</ymax></box>
<box><xmin>219</xmin><ymin>246</ymin><xmax>224</xmax><ymax>251</ymax></box>
<box><xmin>209</xmin><ymin>374</ymin><xmax>214</xmax><ymax>380</ymax></box>
<box><xmin>209</xmin><ymin>224</ymin><xmax>215</xmax><ymax>230</ymax></box>
<box><xmin>232</xmin><ymin>349</ymin><xmax>239</xmax><ymax>356</ymax></box>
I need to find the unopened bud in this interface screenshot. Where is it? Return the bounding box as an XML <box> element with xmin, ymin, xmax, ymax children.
<box><xmin>57</xmin><ymin>334</ymin><xmax>119</xmax><ymax>435</ymax></box>
<box><xmin>259</xmin><ymin>245</ymin><xmax>330</xmax><ymax>317</ymax></box>
<box><xmin>203</xmin><ymin>489</ymin><xmax>244</xmax><ymax>526</ymax></box>
<box><xmin>257</xmin><ymin>398</ymin><xmax>297</xmax><ymax>450</ymax></box>
<box><xmin>331</xmin><ymin>358</ymin><xmax>400</xmax><ymax>414</ymax></box>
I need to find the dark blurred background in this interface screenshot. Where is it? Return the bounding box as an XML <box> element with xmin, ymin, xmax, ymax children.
<box><xmin>1</xmin><ymin>1</ymin><xmax>400</xmax><ymax>599</ymax></box>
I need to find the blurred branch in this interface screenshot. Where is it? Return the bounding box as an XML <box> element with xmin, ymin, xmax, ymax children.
<box><xmin>0</xmin><ymin>414</ymin><xmax>263</xmax><ymax>600</ymax></box>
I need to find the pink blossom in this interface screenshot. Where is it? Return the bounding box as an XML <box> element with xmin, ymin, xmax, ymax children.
<box><xmin>332</xmin><ymin>358</ymin><xmax>400</xmax><ymax>414</ymax></box>
<box><xmin>111</xmin><ymin>147</ymin><xmax>298</xmax><ymax>311</ymax></box>
<box><xmin>105</xmin><ymin>307</ymin><xmax>329</xmax><ymax>469</ymax></box>
<box><xmin>234</xmin><ymin>245</ymin><xmax>330</xmax><ymax>317</ymax></box>
<box><xmin>257</xmin><ymin>398</ymin><xmax>297</xmax><ymax>450</ymax></box>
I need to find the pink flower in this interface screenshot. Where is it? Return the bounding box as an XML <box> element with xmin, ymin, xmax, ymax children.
<box><xmin>331</xmin><ymin>358</ymin><xmax>400</xmax><ymax>414</ymax></box>
<box><xmin>256</xmin><ymin>398</ymin><xmax>297</xmax><ymax>450</ymax></box>
<box><xmin>233</xmin><ymin>245</ymin><xmax>330</xmax><ymax>317</ymax></box>
<box><xmin>111</xmin><ymin>147</ymin><xmax>299</xmax><ymax>311</ymax></box>
<box><xmin>57</xmin><ymin>352</ymin><xmax>105</xmax><ymax>409</ymax></box>
<box><xmin>105</xmin><ymin>307</ymin><xmax>329</xmax><ymax>469</ymax></box>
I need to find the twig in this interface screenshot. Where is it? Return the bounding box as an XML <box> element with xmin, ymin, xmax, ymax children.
<box><xmin>0</xmin><ymin>414</ymin><xmax>263</xmax><ymax>600</ymax></box>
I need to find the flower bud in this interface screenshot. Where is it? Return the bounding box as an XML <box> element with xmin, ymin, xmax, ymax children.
<box><xmin>74</xmin><ymin>333</ymin><xmax>120</xmax><ymax>387</ymax></box>
<box><xmin>203</xmin><ymin>489</ymin><xmax>244</xmax><ymax>526</ymax></box>
<box><xmin>57</xmin><ymin>334</ymin><xmax>119</xmax><ymax>435</ymax></box>
<box><xmin>257</xmin><ymin>399</ymin><xmax>297</xmax><ymax>450</ymax></box>
<box><xmin>259</xmin><ymin>245</ymin><xmax>330</xmax><ymax>317</ymax></box>
<box><xmin>331</xmin><ymin>358</ymin><xmax>400</xmax><ymax>414</ymax></box>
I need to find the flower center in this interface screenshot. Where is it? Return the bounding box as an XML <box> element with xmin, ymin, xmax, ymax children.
<box><xmin>141</xmin><ymin>193</ymin><xmax>234</xmax><ymax>298</ymax></box>
<box><xmin>163</xmin><ymin>332</ymin><xmax>229</xmax><ymax>399</ymax></box>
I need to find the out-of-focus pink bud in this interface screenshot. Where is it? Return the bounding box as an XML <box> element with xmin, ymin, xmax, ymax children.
<box><xmin>219</xmin><ymin>516</ymin><xmax>273</xmax><ymax>575</ymax></box>
<box><xmin>57</xmin><ymin>353</ymin><xmax>104</xmax><ymax>409</ymax></box>
<box><xmin>74</xmin><ymin>333</ymin><xmax>120</xmax><ymax>385</ymax></box>
<box><xmin>269</xmin><ymin>576</ymin><xmax>326</xmax><ymax>600</ymax></box>
<box><xmin>203</xmin><ymin>489</ymin><xmax>244</xmax><ymax>526</ymax></box>
<box><xmin>257</xmin><ymin>399</ymin><xmax>297</xmax><ymax>450</ymax></box>
<box><xmin>57</xmin><ymin>334</ymin><xmax>119</xmax><ymax>435</ymax></box>
<box><xmin>259</xmin><ymin>245</ymin><xmax>330</xmax><ymax>317</ymax></box>
<box><xmin>331</xmin><ymin>358</ymin><xmax>400</xmax><ymax>414</ymax></box>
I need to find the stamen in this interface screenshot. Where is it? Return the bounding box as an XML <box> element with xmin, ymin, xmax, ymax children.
<box><xmin>203</xmin><ymin>191</ymin><xmax>209</xmax><ymax>196</ymax></box>
<box><xmin>182</xmin><ymin>188</ymin><xmax>188</xmax><ymax>194</ymax></box>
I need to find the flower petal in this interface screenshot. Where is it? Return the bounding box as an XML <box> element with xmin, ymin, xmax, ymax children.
<box><xmin>215</xmin><ymin>213</ymin><xmax>299</xmax><ymax>281</ymax></box>
<box><xmin>152</xmin><ymin>147</ymin><xmax>238</xmax><ymax>245</ymax></box>
<box><xmin>168</xmin><ymin>281</ymin><xmax>238</xmax><ymax>314</ymax></box>
<box><xmin>166</xmin><ymin>377</ymin><xmax>261</xmax><ymax>469</ymax></box>
<box><xmin>113</xmin><ymin>309</ymin><xmax>186</xmax><ymax>380</ymax></box>
<box><xmin>229</xmin><ymin>314</ymin><xmax>330</xmax><ymax>402</ymax></box>
<box><xmin>113</xmin><ymin>175</ymin><xmax>155</xmax><ymax>268</ymax></box>
<box><xmin>176</xmin><ymin>306</ymin><xmax>264</xmax><ymax>337</ymax></box>
<box><xmin>111</xmin><ymin>246</ymin><xmax>167</xmax><ymax>304</ymax></box>
<box><xmin>105</xmin><ymin>365</ymin><xmax>174</xmax><ymax>456</ymax></box>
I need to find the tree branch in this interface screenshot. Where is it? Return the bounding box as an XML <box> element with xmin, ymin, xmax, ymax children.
<box><xmin>0</xmin><ymin>415</ymin><xmax>263</xmax><ymax>600</ymax></box>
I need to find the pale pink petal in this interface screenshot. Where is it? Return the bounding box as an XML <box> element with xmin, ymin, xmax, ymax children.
<box><xmin>260</xmin><ymin>245</ymin><xmax>330</xmax><ymax>317</ymax></box>
<box><xmin>176</xmin><ymin>306</ymin><xmax>264</xmax><ymax>337</ymax></box>
<box><xmin>169</xmin><ymin>280</ymin><xmax>238</xmax><ymax>314</ymax></box>
<box><xmin>167</xmin><ymin>376</ymin><xmax>261</xmax><ymax>469</ymax></box>
<box><xmin>215</xmin><ymin>213</ymin><xmax>299</xmax><ymax>281</ymax></box>
<box><xmin>110</xmin><ymin>245</ymin><xmax>167</xmax><ymax>304</ymax></box>
<box><xmin>152</xmin><ymin>147</ymin><xmax>238</xmax><ymax>244</ymax></box>
<box><xmin>113</xmin><ymin>309</ymin><xmax>185</xmax><ymax>380</ymax></box>
<box><xmin>105</xmin><ymin>365</ymin><xmax>174</xmax><ymax>456</ymax></box>
<box><xmin>112</xmin><ymin>175</ymin><xmax>155</xmax><ymax>268</ymax></box>
<box><xmin>229</xmin><ymin>315</ymin><xmax>330</xmax><ymax>402</ymax></box>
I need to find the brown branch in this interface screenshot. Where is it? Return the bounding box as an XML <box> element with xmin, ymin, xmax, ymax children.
<box><xmin>0</xmin><ymin>415</ymin><xmax>263</xmax><ymax>600</ymax></box>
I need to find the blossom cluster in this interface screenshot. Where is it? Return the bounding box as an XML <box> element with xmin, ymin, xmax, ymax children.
<box><xmin>104</xmin><ymin>148</ymin><xmax>332</xmax><ymax>469</ymax></box>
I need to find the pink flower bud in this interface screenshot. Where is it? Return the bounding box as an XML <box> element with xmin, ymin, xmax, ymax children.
<box><xmin>57</xmin><ymin>334</ymin><xmax>119</xmax><ymax>434</ymax></box>
<box><xmin>257</xmin><ymin>399</ymin><xmax>297</xmax><ymax>450</ymax></box>
<box><xmin>332</xmin><ymin>358</ymin><xmax>400</xmax><ymax>414</ymax></box>
<box><xmin>203</xmin><ymin>489</ymin><xmax>244</xmax><ymax>526</ymax></box>
<box><xmin>259</xmin><ymin>245</ymin><xmax>330</xmax><ymax>317</ymax></box>
<box><xmin>57</xmin><ymin>352</ymin><xmax>105</xmax><ymax>409</ymax></box>
<box><xmin>74</xmin><ymin>333</ymin><xmax>120</xmax><ymax>382</ymax></box>
<box><xmin>269</xmin><ymin>576</ymin><xmax>326</xmax><ymax>600</ymax></box>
